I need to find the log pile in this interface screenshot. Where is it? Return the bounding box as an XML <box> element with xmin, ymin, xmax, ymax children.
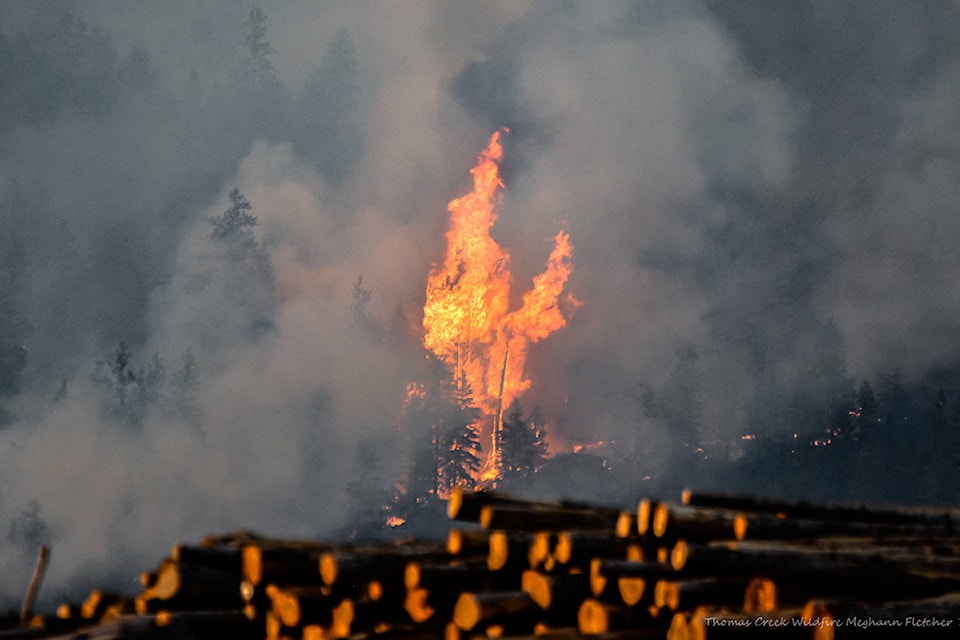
<box><xmin>6</xmin><ymin>488</ymin><xmax>960</xmax><ymax>639</ymax></box>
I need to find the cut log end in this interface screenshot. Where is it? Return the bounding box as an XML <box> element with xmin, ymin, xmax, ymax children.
<box><xmin>404</xmin><ymin>588</ymin><xmax>434</xmax><ymax>623</ymax></box>
<box><xmin>521</xmin><ymin>570</ymin><xmax>551</xmax><ymax>609</ymax></box>
<box><xmin>618</xmin><ymin>576</ymin><xmax>646</xmax><ymax>606</ymax></box>
<box><xmin>743</xmin><ymin>577</ymin><xmax>777</xmax><ymax>613</ymax></box>
<box><xmin>453</xmin><ymin>592</ymin><xmax>482</xmax><ymax>631</ymax></box>
<box><xmin>638</xmin><ymin>499</ymin><xmax>652</xmax><ymax>536</ymax></box>
<box><xmin>577</xmin><ymin>599</ymin><xmax>609</xmax><ymax>635</ymax></box>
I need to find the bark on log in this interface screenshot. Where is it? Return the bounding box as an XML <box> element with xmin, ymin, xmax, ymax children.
<box><xmin>733</xmin><ymin>510</ymin><xmax>960</xmax><ymax>542</ymax></box>
<box><xmin>487</xmin><ymin>531</ymin><xmax>537</xmax><ymax>572</ymax></box>
<box><xmin>671</xmin><ymin>540</ymin><xmax>960</xmax><ymax>602</ymax></box>
<box><xmin>589</xmin><ymin>560</ymin><xmax>678</xmax><ymax>598</ymax></box>
<box><xmin>79</xmin><ymin>591</ymin><xmax>129</xmax><ymax>621</ymax></box>
<box><xmin>404</xmin><ymin>558</ymin><xmax>506</xmax><ymax>593</ymax></box>
<box><xmin>20</xmin><ymin>546</ymin><xmax>49</xmax><ymax>625</ymax></box>
<box><xmin>552</xmin><ymin>531</ymin><xmax>643</xmax><ymax>567</ymax></box>
<box><xmin>652</xmin><ymin>577</ymin><xmax>750</xmax><ymax>611</ymax></box>
<box><xmin>681</xmin><ymin>490</ymin><xmax>960</xmax><ymax>529</ymax></box>
<box><xmin>170</xmin><ymin>544</ymin><xmax>241</xmax><ymax>571</ymax></box>
<box><xmin>743</xmin><ymin>577</ymin><xmax>778</xmax><ymax>613</ymax></box>
<box><xmin>319</xmin><ymin>543</ymin><xmax>446</xmax><ymax>589</ymax></box>
<box><xmin>242</xmin><ymin>542</ymin><xmax>329</xmax><ymax>587</ymax></box>
<box><xmin>452</xmin><ymin>591</ymin><xmax>539</xmax><ymax>631</ymax></box>
<box><xmin>577</xmin><ymin>598</ymin><xmax>669</xmax><ymax>635</ymax></box>
<box><xmin>521</xmin><ymin>570</ymin><xmax>591</xmax><ymax>612</ymax></box>
<box><xmin>479</xmin><ymin>504</ymin><xmax>622</xmax><ymax>532</ymax></box>
<box><xmin>265</xmin><ymin>584</ymin><xmax>336</xmax><ymax>628</ymax></box>
<box><xmin>447</xmin><ymin>489</ymin><xmax>549</xmax><ymax>522</ymax></box>
<box><xmin>403</xmin><ymin>587</ymin><xmax>459</xmax><ymax>624</ymax></box>
<box><xmin>446</xmin><ymin>529</ymin><xmax>491</xmax><ymax>558</ymax></box>
<box><xmin>652</xmin><ymin>504</ymin><xmax>744</xmax><ymax>542</ymax></box>
<box><xmin>151</xmin><ymin>558</ymin><xmax>241</xmax><ymax>607</ymax></box>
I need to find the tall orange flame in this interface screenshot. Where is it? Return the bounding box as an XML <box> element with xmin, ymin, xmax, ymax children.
<box><xmin>422</xmin><ymin>130</ymin><xmax>576</xmax><ymax>479</ymax></box>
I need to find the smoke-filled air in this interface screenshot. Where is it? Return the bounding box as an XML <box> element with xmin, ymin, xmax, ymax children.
<box><xmin>2</xmin><ymin>0</ymin><xmax>960</xmax><ymax>606</ymax></box>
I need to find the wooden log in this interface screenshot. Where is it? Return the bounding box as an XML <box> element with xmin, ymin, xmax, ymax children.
<box><xmin>637</xmin><ymin>498</ymin><xmax>655</xmax><ymax>536</ymax></box>
<box><xmin>20</xmin><ymin>546</ymin><xmax>49</xmax><ymax>625</ymax></box>
<box><xmin>487</xmin><ymin>531</ymin><xmax>537</xmax><ymax>572</ymax></box>
<box><xmin>446</xmin><ymin>529</ymin><xmax>491</xmax><ymax>557</ymax></box>
<box><xmin>452</xmin><ymin>591</ymin><xmax>540</xmax><ymax>632</ymax></box>
<box><xmin>404</xmin><ymin>558</ymin><xmax>506</xmax><ymax>592</ymax></box>
<box><xmin>447</xmin><ymin>489</ymin><xmax>549</xmax><ymax>522</ymax></box>
<box><xmin>577</xmin><ymin>598</ymin><xmax>669</xmax><ymax>635</ymax></box>
<box><xmin>671</xmin><ymin>540</ymin><xmax>960</xmax><ymax>602</ymax></box>
<box><xmin>732</xmin><ymin>510</ymin><xmax>960</xmax><ymax>542</ymax></box>
<box><xmin>653</xmin><ymin>577</ymin><xmax>750</xmax><ymax>611</ymax></box>
<box><xmin>589</xmin><ymin>559</ymin><xmax>678</xmax><ymax>598</ymax></box>
<box><xmin>330</xmin><ymin>595</ymin><xmax>408</xmax><ymax>639</ymax></box>
<box><xmin>527</xmin><ymin>531</ymin><xmax>558</xmax><ymax>570</ymax></box>
<box><xmin>265</xmin><ymin>584</ymin><xmax>336</xmax><ymax>628</ymax></box>
<box><xmin>319</xmin><ymin>543</ymin><xmax>446</xmax><ymax>588</ymax></box>
<box><xmin>553</xmin><ymin>531</ymin><xmax>647</xmax><ymax>568</ymax></box>
<box><xmin>521</xmin><ymin>570</ymin><xmax>591</xmax><ymax>612</ymax></box>
<box><xmin>743</xmin><ymin>577</ymin><xmax>778</xmax><ymax>613</ymax></box>
<box><xmin>79</xmin><ymin>590</ymin><xmax>129</xmax><ymax>621</ymax></box>
<box><xmin>154</xmin><ymin>610</ymin><xmax>261</xmax><ymax>640</ymax></box>
<box><xmin>479</xmin><ymin>503</ymin><xmax>621</xmax><ymax>532</ymax></box>
<box><xmin>151</xmin><ymin>557</ymin><xmax>242</xmax><ymax>607</ymax></box>
<box><xmin>403</xmin><ymin>587</ymin><xmax>459</xmax><ymax>624</ymax></box>
<box><xmin>242</xmin><ymin>542</ymin><xmax>329</xmax><ymax>587</ymax></box>
<box><xmin>681</xmin><ymin>489</ymin><xmax>960</xmax><ymax>529</ymax></box>
<box><xmin>652</xmin><ymin>503</ymin><xmax>744</xmax><ymax>542</ymax></box>
<box><xmin>171</xmin><ymin>543</ymin><xmax>241</xmax><ymax>571</ymax></box>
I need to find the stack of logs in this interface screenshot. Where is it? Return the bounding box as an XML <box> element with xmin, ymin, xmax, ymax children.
<box><xmin>7</xmin><ymin>489</ymin><xmax>960</xmax><ymax>639</ymax></box>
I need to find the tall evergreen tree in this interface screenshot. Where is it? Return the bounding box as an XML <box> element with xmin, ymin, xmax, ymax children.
<box><xmin>345</xmin><ymin>439</ymin><xmax>389</xmax><ymax>537</ymax></box>
<box><xmin>204</xmin><ymin>188</ymin><xmax>276</xmax><ymax>340</ymax></box>
<box><xmin>297</xmin><ymin>29</ymin><xmax>361</xmax><ymax>188</ymax></box>
<box><xmin>499</xmin><ymin>400</ymin><xmax>547</xmax><ymax>480</ymax></box>
<box><xmin>437</xmin><ymin>370</ymin><xmax>482</xmax><ymax>493</ymax></box>
<box><xmin>235</xmin><ymin>6</ymin><xmax>278</xmax><ymax>90</ymax></box>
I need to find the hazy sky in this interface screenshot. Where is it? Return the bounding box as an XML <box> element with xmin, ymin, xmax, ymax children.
<box><xmin>2</xmin><ymin>0</ymin><xmax>960</xmax><ymax>604</ymax></box>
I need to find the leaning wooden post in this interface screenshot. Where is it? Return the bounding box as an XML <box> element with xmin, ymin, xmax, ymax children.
<box><xmin>21</xmin><ymin>545</ymin><xmax>51</xmax><ymax>624</ymax></box>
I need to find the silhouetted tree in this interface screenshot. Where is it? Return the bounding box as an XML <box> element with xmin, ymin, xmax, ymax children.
<box><xmin>499</xmin><ymin>400</ymin><xmax>547</xmax><ymax>480</ymax></box>
<box><xmin>437</xmin><ymin>370</ymin><xmax>482</xmax><ymax>493</ymax></box>
<box><xmin>204</xmin><ymin>188</ymin><xmax>276</xmax><ymax>340</ymax></box>
<box><xmin>345</xmin><ymin>439</ymin><xmax>390</xmax><ymax>537</ymax></box>
<box><xmin>296</xmin><ymin>29</ymin><xmax>361</xmax><ymax>188</ymax></box>
<box><xmin>235</xmin><ymin>6</ymin><xmax>278</xmax><ymax>90</ymax></box>
<box><xmin>170</xmin><ymin>351</ymin><xmax>201</xmax><ymax>428</ymax></box>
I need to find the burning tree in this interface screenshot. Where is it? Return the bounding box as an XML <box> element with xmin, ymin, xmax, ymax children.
<box><xmin>421</xmin><ymin>130</ymin><xmax>577</xmax><ymax>481</ymax></box>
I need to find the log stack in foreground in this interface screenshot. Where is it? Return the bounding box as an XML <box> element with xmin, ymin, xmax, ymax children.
<box><xmin>7</xmin><ymin>488</ymin><xmax>960</xmax><ymax>639</ymax></box>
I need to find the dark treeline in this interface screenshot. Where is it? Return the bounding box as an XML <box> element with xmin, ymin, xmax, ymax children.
<box><xmin>0</xmin><ymin>5</ymin><xmax>360</xmax><ymax>412</ymax></box>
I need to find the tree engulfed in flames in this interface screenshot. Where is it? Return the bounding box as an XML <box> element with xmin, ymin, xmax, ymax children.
<box><xmin>422</xmin><ymin>130</ymin><xmax>576</xmax><ymax>480</ymax></box>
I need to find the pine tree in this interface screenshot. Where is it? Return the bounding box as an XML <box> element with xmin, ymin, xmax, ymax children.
<box><xmin>499</xmin><ymin>400</ymin><xmax>547</xmax><ymax>479</ymax></box>
<box><xmin>345</xmin><ymin>439</ymin><xmax>389</xmax><ymax>537</ymax></box>
<box><xmin>204</xmin><ymin>188</ymin><xmax>276</xmax><ymax>340</ymax></box>
<box><xmin>235</xmin><ymin>6</ymin><xmax>278</xmax><ymax>90</ymax></box>
<box><xmin>296</xmin><ymin>29</ymin><xmax>361</xmax><ymax>188</ymax></box>
<box><xmin>437</xmin><ymin>370</ymin><xmax>482</xmax><ymax>493</ymax></box>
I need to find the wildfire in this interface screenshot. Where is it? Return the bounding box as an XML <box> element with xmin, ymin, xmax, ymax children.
<box><xmin>422</xmin><ymin>130</ymin><xmax>576</xmax><ymax>480</ymax></box>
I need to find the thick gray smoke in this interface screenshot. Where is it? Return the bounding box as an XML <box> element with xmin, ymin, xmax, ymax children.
<box><xmin>1</xmin><ymin>0</ymin><xmax>959</xmax><ymax>606</ymax></box>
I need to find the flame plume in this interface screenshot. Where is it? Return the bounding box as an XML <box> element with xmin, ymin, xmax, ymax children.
<box><xmin>422</xmin><ymin>130</ymin><xmax>576</xmax><ymax>480</ymax></box>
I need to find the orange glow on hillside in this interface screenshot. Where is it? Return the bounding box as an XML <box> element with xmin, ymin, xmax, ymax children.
<box><xmin>422</xmin><ymin>130</ymin><xmax>576</xmax><ymax>479</ymax></box>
